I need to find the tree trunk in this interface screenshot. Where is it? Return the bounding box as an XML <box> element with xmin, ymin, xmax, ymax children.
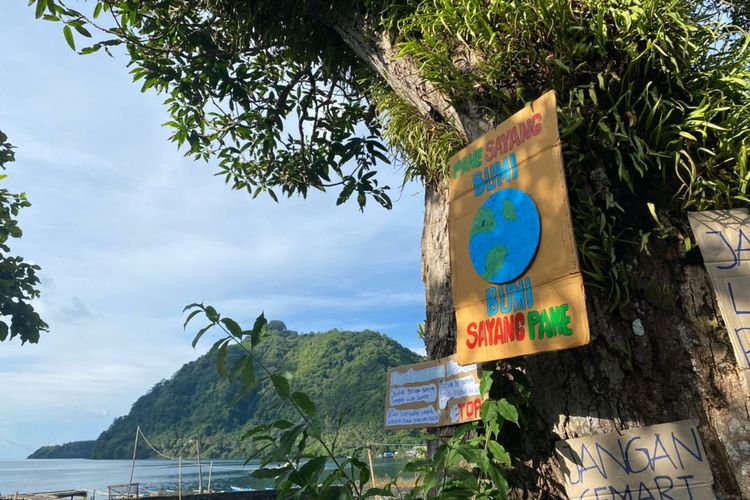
<box><xmin>331</xmin><ymin>15</ymin><xmax>750</xmax><ymax>500</ymax></box>
<box><xmin>418</xmin><ymin>175</ymin><xmax>750</xmax><ymax>498</ymax></box>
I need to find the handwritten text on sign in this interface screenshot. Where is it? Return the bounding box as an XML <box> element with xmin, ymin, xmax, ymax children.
<box><xmin>555</xmin><ymin>420</ymin><xmax>715</xmax><ymax>499</ymax></box>
<box><xmin>384</xmin><ymin>354</ymin><xmax>483</xmax><ymax>430</ymax></box>
<box><xmin>688</xmin><ymin>210</ymin><xmax>750</xmax><ymax>390</ymax></box>
<box><xmin>448</xmin><ymin>91</ymin><xmax>590</xmax><ymax>365</ymax></box>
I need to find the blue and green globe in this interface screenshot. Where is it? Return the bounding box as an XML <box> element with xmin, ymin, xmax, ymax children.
<box><xmin>468</xmin><ymin>188</ymin><xmax>541</xmax><ymax>283</ymax></box>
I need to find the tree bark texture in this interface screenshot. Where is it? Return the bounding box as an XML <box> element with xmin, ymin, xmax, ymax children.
<box><xmin>332</xmin><ymin>16</ymin><xmax>750</xmax><ymax>500</ymax></box>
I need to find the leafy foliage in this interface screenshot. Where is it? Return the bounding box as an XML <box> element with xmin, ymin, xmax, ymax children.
<box><xmin>184</xmin><ymin>306</ymin><xmax>524</xmax><ymax>499</ymax></box>
<box><xmin>81</xmin><ymin>319</ymin><xmax>422</xmax><ymax>460</ymax></box>
<box><xmin>185</xmin><ymin>306</ymin><xmax>386</xmax><ymax>498</ymax></box>
<box><xmin>28</xmin><ymin>0</ymin><xmax>393</xmax><ymax>210</ymax></box>
<box><xmin>399</xmin><ymin>368</ymin><xmax>528</xmax><ymax>499</ymax></box>
<box><xmin>389</xmin><ymin>0</ymin><xmax>750</xmax><ymax>305</ymax></box>
<box><xmin>0</xmin><ymin>130</ymin><xmax>47</xmax><ymax>344</ymax></box>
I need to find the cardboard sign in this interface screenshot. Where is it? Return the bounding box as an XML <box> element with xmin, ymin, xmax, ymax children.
<box><xmin>555</xmin><ymin>420</ymin><xmax>716</xmax><ymax>499</ymax></box>
<box><xmin>688</xmin><ymin>209</ymin><xmax>750</xmax><ymax>390</ymax></box>
<box><xmin>448</xmin><ymin>91</ymin><xmax>590</xmax><ymax>365</ymax></box>
<box><xmin>384</xmin><ymin>354</ymin><xmax>483</xmax><ymax>430</ymax></box>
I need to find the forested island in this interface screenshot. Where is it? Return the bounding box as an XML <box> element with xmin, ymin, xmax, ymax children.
<box><xmin>29</xmin><ymin>322</ymin><xmax>423</xmax><ymax>459</ymax></box>
<box><xmin>27</xmin><ymin>440</ymin><xmax>96</xmax><ymax>459</ymax></box>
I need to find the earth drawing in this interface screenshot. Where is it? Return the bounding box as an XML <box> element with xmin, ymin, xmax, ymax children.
<box><xmin>468</xmin><ymin>188</ymin><xmax>541</xmax><ymax>283</ymax></box>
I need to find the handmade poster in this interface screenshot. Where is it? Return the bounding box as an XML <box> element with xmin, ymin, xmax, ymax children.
<box><xmin>555</xmin><ymin>419</ymin><xmax>716</xmax><ymax>499</ymax></box>
<box><xmin>448</xmin><ymin>90</ymin><xmax>590</xmax><ymax>365</ymax></box>
<box><xmin>384</xmin><ymin>354</ymin><xmax>483</xmax><ymax>430</ymax></box>
<box><xmin>688</xmin><ymin>209</ymin><xmax>750</xmax><ymax>391</ymax></box>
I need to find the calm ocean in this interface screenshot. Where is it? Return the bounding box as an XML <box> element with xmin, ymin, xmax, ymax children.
<box><xmin>0</xmin><ymin>458</ymin><xmax>409</xmax><ymax>494</ymax></box>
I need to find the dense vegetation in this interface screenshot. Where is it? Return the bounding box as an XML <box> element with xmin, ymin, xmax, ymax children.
<box><xmin>0</xmin><ymin>131</ymin><xmax>46</xmax><ymax>344</ymax></box>
<box><xmin>27</xmin><ymin>440</ymin><xmax>95</xmax><ymax>459</ymax></box>
<box><xmin>29</xmin><ymin>322</ymin><xmax>422</xmax><ymax>459</ymax></box>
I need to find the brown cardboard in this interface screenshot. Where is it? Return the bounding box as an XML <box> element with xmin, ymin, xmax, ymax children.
<box><xmin>448</xmin><ymin>91</ymin><xmax>590</xmax><ymax>364</ymax></box>
<box><xmin>384</xmin><ymin>354</ymin><xmax>484</xmax><ymax>430</ymax></box>
<box><xmin>555</xmin><ymin>420</ymin><xmax>716</xmax><ymax>499</ymax></box>
<box><xmin>688</xmin><ymin>210</ymin><xmax>750</xmax><ymax>390</ymax></box>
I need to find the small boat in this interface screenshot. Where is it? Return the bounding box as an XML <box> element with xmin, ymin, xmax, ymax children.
<box><xmin>230</xmin><ymin>486</ymin><xmax>252</xmax><ymax>492</ymax></box>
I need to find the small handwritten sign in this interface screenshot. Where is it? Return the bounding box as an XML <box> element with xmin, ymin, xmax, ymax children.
<box><xmin>555</xmin><ymin>420</ymin><xmax>716</xmax><ymax>499</ymax></box>
<box><xmin>384</xmin><ymin>354</ymin><xmax>483</xmax><ymax>430</ymax></box>
<box><xmin>688</xmin><ymin>210</ymin><xmax>750</xmax><ymax>390</ymax></box>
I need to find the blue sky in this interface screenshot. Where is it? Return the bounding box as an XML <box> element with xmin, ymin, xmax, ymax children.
<box><xmin>0</xmin><ymin>4</ymin><xmax>426</xmax><ymax>458</ymax></box>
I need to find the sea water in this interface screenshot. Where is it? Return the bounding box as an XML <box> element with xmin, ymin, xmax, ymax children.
<box><xmin>0</xmin><ymin>458</ymin><xmax>409</xmax><ymax>493</ymax></box>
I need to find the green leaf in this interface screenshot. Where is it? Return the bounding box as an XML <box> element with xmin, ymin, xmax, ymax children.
<box><xmin>291</xmin><ymin>391</ymin><xmax>316</xmax><ymax>415</ymax></box>
<box><xmin>422</xmin><ymin>471</ymin><xmax>438</xmax><ymax>493</ymax></box>
<box><xmin>488</xmin><ymin>441</ymin><xmax>511</xmax><ymax>467</ymax></box>
<box><xmin>241</xmin><ymin>424</ymin><xmax>267</xmax><ymax>440</ymax></box>
<box><xmin>80</xmin><ymin>44</ymin><xmax>101</xmax><ymax>55</ymax></box>
<box><xmin>63</xmin><ymin>25</ymin><xmax>75</xmax><ymax>50</ymax></box>
<box><xmin>205</xmin><ymin>305</ymin><xmax>219</xmax><ymax>322</ymax></box>
<box><xmin>364</xmin><ymin>487</ymin><xmax>393</xmax><ymax>497</ymax></box>
<box><xmin>221</xmin><ymin>317</ymin><xmax>242</xmax><ymax>337</ymax></box>
<box><xmin>271</xmin><ymin>373</ymin><xmax>291</xmax><ymax>399</ymax></box>
<box><xmin>679</xmin><ymin>131</ymin><xmax>697</xmax><ymax>141</ymax></box>
<box><xmin>239</xmin><ymin>357</ymin><xmax>255</xmax><ymax>387</ymax></box>
<box><xmin>497</xmin><ymin>399</ymin><xmax>519</xmax><ymax>426</ymax></box>
<box><xmin>276</xmin><ymin>423</ymin><xmax>304</xmax><ymax>458</ymax></box>
<box><xmin>35</xmin><ymin>0</ymin><xmax>47</xmax><ymax>19</ymax></box>
<box><xmin>216</xmin><ymin>341</ymin><xmax>229</xmax><ymax>378</ymax></box>
<box><xmin>73</xmin><ymin>24</ymin><xmax>92</xmax><ymax>38</ymax></box>
<box><xmin>354</xmin><ymin>457</ymin><xmax>370</xmax><ymax>486</ymax></box>
<box><xmin>182</xmin><ymin>302</ymin><xmax>203</xmax><ymax>313</ymax></box>
<box><xmin>338</xmin><ymin>486</ymin><xmax>355</xmax><ymax>500</ymax></box>
<box><xmin>487</xmin><ymin>464</ymin><xmax>508</xmax><ymax>498</ymax></box>
<box><xmin>250</xmin><ymin>313</ymin><xmax>266</xmax><ymax>347</ymax></box>
<box><xmin>183</xmin><ymin>309</ymin><xmax>202</xmax><ymax>329</ymax></box>
<box><xmin>93</xmin><ymin>2</ymin><xmax>103</xmax><ymax>18</ymax></box>
<box><xmin>252</xmin><ymin>312</ymin><xmax>266</xmax><ymax>334</ymax></box>
<box><xmin>479</xmin><ymin>369</ymin><xmax>494</xmax><ymax>397</ymax></box>
<box><xmin>297</xmin><ymin>456</ymin><xmax>326</xmax><ymax>485</ymax></box>
<box><xmin>307</xmin><ymin>417</ymin><xmax>322</xmax><ymax>439</ymax></box>
<box><xmin>271</xmin><ymin>419</ymin><xmax>294</xmax><ymax>429</ymax></box>
<box><xmin>252</xmin><ymin>465</ymin><xmax>291</xmax><ymax>479</ymax></box>
<box><xmin>480</xmin><ymin>400</ymin><xmax>497</xmax><ymax>430</ymax></box>
<box><xmin>551</xmin><ymin>58</ymin><xmax>571</xmax><ymax>73</ymax></box>
<box><xmin>402</xmin><ymin>459</ymin><xmax>431</xmax><ymax>473</ymax></box>
<box><xmin>191</xmin><ymin>324</ymin><xmax>213</xmax><ymax>348</ymax></box>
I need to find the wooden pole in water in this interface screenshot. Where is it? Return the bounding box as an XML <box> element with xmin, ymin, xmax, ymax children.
<box><xmin>367</xmin><ymin>445</ymin><xmax>377</xmax><ymax>488</ymax></box>
<box><xmin>128</xmin><ymin>426</ymin><xmax>140</xmax><ymax>497</ymax></box>
<box><xmin>178</xmin><ymin>456</ymin><xmax>182</xmax><ymax>500</ymax></box>
<box><xmin>196</xmin><ymin>437</ymin><xmax>203</xmax><ymax>493</ymax></box>
<box><xmin>207</xmin><ymin>461</ymin><xmax>213</xmax><ymax>493</ymax></box>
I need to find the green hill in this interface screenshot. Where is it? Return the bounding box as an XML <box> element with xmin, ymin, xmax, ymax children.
<box><xmin>29</xmin><ymin>322</ymin><xmax>423</xmax><ymax>459</ymax></box>
<box><xmin>28</xmin><ymin>440</ymin><xmax>96</xmax><ymax>459</ymax></box>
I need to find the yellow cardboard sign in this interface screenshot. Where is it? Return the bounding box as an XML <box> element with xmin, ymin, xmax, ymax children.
<box><xmin>688</xmin><ymin>209</ymin><xmax>750</xmax><ymax>391</ymax></box>
<box><xmin>448</xmin><ymin>91</ymin><xmax>590</xmax><ymax>365</ymax></box>
<box><xmin>384</xmin><ymin>354</ymin><xmax>484</xmax><ymax>430</ymax></box>
<box><xmin>555</xmin><ymin>420</ymin><xmax>716</xmax><ymax>499</ymax></box>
